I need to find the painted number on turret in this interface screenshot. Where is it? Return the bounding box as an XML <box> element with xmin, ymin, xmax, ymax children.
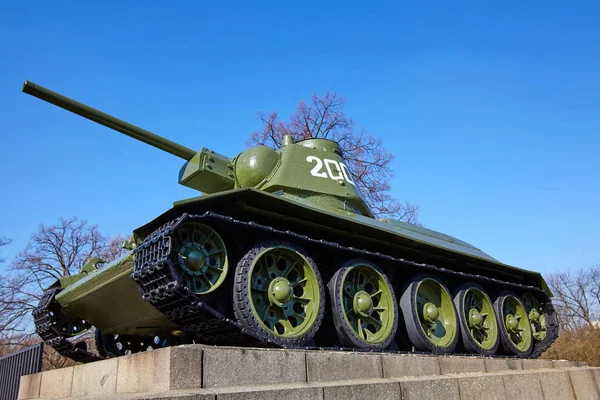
<box><xmin>306</xmin><ymin>156</ymin><xmax>355</xmax><ymax>186</ymax></box>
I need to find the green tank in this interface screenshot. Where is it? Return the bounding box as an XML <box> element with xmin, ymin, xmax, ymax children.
<box><xmin>23</xmin><ymin>81</ymin><xmax>557</xmax><ymax>362</ymax></box>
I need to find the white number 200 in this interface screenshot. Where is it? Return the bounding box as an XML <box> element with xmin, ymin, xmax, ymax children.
<box><xmin>306</xmin><ymin>156</ymin><xmax>355</xmax><ymax>186</ymax></box>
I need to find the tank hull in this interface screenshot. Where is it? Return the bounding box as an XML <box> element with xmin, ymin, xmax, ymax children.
<box><xmin>55</xmin><ymin>255</ymin><xmax>176</xmax><ymax>335</ymax></box>
<box><xmin>134</xmin><ymin>188</ymin><xmax>549</xmax><ymax>293</ymax></box>
<box><xmin>46</xmin><ymin>188</ymin><xmax>554</xmax><ymax>359</ymax></box>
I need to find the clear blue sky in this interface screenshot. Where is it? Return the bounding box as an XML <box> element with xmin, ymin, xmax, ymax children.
<box><xmin>0</xmin><ymin>1</ymin><xmax>598</xmax><ymax>276</ymax></box>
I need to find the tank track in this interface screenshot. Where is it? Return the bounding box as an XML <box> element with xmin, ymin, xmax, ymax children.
<box><xmin>131</xmin><ymin>213</ymin><xmax>269</xmax><ymax>347</ymax></box>
<box><xmin>132</xmin><ymin>211</ymin><xmax>559</xmax><ymax>359</ymax></box>
<box><xmin>32</xmin><ymin>288</ymin><xmax>104</xmax><ymax>363</ymax></box>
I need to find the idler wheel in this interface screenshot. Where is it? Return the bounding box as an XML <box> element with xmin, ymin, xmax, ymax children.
<box><xmin>400</xmin><ymin>275</ymin><xmax>459</xmax><ymax>353</ymax></box>
<box><xmin>494</xmin><ymin>292</ymin><xmax>533</xmax><ymax>356</ymax></box>
<box><xmin>453</xmin><ymin>283</ymin><xmax>499</xmax><ymax>355</ymax></box>
<box><xmin>233</xmin><ymin>240</ymin><xmax>325</xmax><ymax>346</ymax></box>
<box><xmin>328</xmin><ymin>260</ymin><xmax>398</xmax><ymax>350</ymax></box>
<box><xmin>170</xmin><ymin>221</ymin><xmax>228</xmax><ymax>294</ymax></box>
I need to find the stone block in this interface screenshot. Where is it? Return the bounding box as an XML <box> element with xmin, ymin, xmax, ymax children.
<box><xmin>552</xmin><ymin>360</ymin><xmax>576</xmax><ymax>368</ymax></box>
<box><xmin>216</xmin><ymin>386</ymin><xmax>322</xmax><ymax>400</ymax></box>
<box><xmin>17</xmin><ymin>373</ymin><xmax>42</xmax><ymax>400</ymax></box>
<box><xmin>135</xmin><ymin>393</ymin><xmax>216</xmax><ymax>400</ymax></box>
<box><xmin>382</xmin><ymin>355</ymin><xmax>440</xmax><ymax>378</ymax></box>
<box><xmin>72</xmin><ymin>357</ymin><xmax>118</xmax><ymax>396</ymax></box>
<box><xmin>323</xmin><ymin>381</ymin><xmax>400</xmax><ymax>400</ymax></box>
<box><xmin>522</xmin><ymin>359</ymin><xmax>554</xmax><ymax>370</ymax></box>
<box><xmin>439</xmin><ymin>357</ymin><xmax>485</xmax><ymax>374</ymax></box>
<box><xmin>594</xmin><ymin>368</ymin><xmax>600</xmax><ymax>384</ymax></box>
<box><xmin>501</xmin><ymin>373</ymin><xmax>544</xmax><ymax>400</ymax></box>
<box><xmin>202</xmin><ymin>347</ymin><xmax>306</xmax><ymax>388</ymax></box>
<box><xmin>399</xmin><ymin>377</ymin><xmax>460</xmax><ymax>400</ymax></box>
<box><xmin>538</xmin><ymin>370</ymin><xmax>575</xmax><ymax>400</ymax></box>
<box><xmin>306</xmin><ymin>351</ymin><xmax>382</xmax><ymax>382</ymax></box>
<box><xmin>484</xmin><ymin>358</ymin><xmax>522</xmax><ymax>372</ymax></box>
<box><xmin>169</xmin><ymin>345</ymin><xmax>203</xmax><ymax>390</ymax></box>
<box><xmin>39</xmin><ymin>366</ymin><xmax>74</xmax><ymax>398</ymax></box>
<box><xmin>117</xmin><ymin>347</ymin><xmax>171</xmax><ymax>393</ymax></box>
<box><xmin>458</xmin><ymin>375</ymin><xmax>505</xmax><ymax>400</ymax></box>
<box><xmin>569</xmin><ymin>369</ymin><xmax>600</xmax><ymax>400</ymax></box>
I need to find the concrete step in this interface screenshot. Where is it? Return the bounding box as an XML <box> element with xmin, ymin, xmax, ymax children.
<box><xmin>18</xmin><ymin>345</ymin><xmax>599</xmax><ymax>400</ymax></box>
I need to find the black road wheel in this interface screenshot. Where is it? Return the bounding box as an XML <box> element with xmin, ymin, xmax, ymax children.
<box><xmin>453</xmin><ymin>283</ymin><xmax>499</xmax><ymax>355</ymax></box>
<box><xmin>328</xmin><ymin>259</ymin><xmax>398</xmax><ymax>350</ymax></box>
<box><xmin>400</xmin><ymin>275</ymin><xmax>459</xmax><ymax>353</ymax></box>
<box><xmin>494</xmin><ymin>292</ymin><xmax>533</xmax><ymax>356</ymax></box>
<box><xmin>233</xmin><ymin>240</ymin><xmax>325</xmax><ymax>346</ymax></box>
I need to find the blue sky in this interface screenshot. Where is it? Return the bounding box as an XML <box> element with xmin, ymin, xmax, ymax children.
<box><xmin>0</xmin><ymin>1</ymin><xmax>598</xmax><ymax>276</ymax></box>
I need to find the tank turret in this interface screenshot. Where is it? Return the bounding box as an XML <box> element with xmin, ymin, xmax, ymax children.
<box><xmin>22</xmin><ymin>81</ymin><xmax>372</xmax><ymax>216</ymax></box>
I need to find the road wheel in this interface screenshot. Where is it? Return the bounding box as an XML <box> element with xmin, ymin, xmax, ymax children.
<box><xmin>233</xmin><ymin>240</ymin><xmax>325</xmax><ymax>346</ymax></box>
<box><xmin>453</xmin><ymin>283</ymin><xmax>499</xmax><ymax>355</ymax></box>
<box><xmin>170</xmin><ymin>221</ymin><xmax>228</xmax><ymax>294</ymax></box>
<box><xmin>400</xmin><ymin>275</ymin><xmax>459</xmax><ymax>353</ymax></box>
<box><xmin>494</xmin><ymin>292</ymin><xmax>533</xmax><ymax>356</ymax></box>
<box><xmin>328</xmin><ymin>260</ymin><xmax>398</xmax><ymax>350</ymax></box>
<box><xmin>522</xmin><ymin>292</ymin><xmax>547</xmax><ymax>342</ymax></box>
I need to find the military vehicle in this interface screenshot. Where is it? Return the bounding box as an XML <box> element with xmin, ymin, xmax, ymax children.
<box><xmin>23</xmin><ymin>81</ymin><xmax>557</xmax><ymax>363</ymax></box>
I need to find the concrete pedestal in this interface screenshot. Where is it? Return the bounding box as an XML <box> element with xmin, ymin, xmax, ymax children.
<box><xmin>18</xmin><ymin>345</ymin><xmax>600</xmax><ymax>400</ymax></box>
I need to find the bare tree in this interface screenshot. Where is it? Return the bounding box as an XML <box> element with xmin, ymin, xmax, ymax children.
<box><xmin>0</xmin><ymin>236</ymin><xmax>10</xmax><ymax>264</ymax></box>
<box><xmin>541</xmin><ymin>264</ymin><xmax>600</xmax><ymax>365</ymax></box>
<box><xmin>248</xmin><ymin>92</ymin><xmax>420</xmax><ymax>224</ymax></box>
<box><xmin>547</xmin><ymin>266</ymin><xmax>600</xmax><ymax>331</ymax></box>
<box><xmin>0</xmin><ymin>217</ymin><xmax>127</xmax><ymax>346</ymax></box>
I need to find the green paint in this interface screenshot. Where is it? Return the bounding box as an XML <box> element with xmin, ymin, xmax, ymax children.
<box><xmin>248</xmin><ymin>246</ymin><xmax>321</xmax><ymax>338</ymax></box>
<box><xmin>340</xmin><ymin>263</ymin><xmax>396</xmax><ymax>345</ymax></box>
<box><xmin>501</xmin><ymin>295</ymin><xmax>532</xmax><ymax>352</ymax></box>
<box><xmin>522</xmin><ymin>293</ymin><xmax>547</xmax><ymax>341</ymax></box>
<box><xmin>55</xmin><ymin>255</ymin><xmax>178</xmax><ymax>335</ymax></box>
<box><xmin>171</xmin><ymin>221</ymin><xmax>228</xmax><ymax>294</ymax></box>
<box><xmin>414</xmin><ymin>278</ymin><xmax>457</xmax><ymax>348</ymax></box>
<box><xmin>462</xmin><ymin>286</ymin><xmax>498</xmax><ymax>351</ymax></box>
<box><xmin>423</xmin><ymin>302</ymin><xmax>440</xmax><ymax>323</ymax></box>
<box><xmin>353</xmin><ymin>291</ymin><xmax>374</xmax><ymax>316</ymax></box>
<box><xmin>22</xmin><ymin>81</ymin><xmax>196</xmax><ymax>160</ymax></box>
<box><xmin>269</xmin><ymin>277</ymin><xmax>293</xmax><ymax>305</ymax></box>
<box><xmin>234</xmin><ymin>145</ymin><xmax>280</xmax><ymax>188</ymax></box>
<box><xmin>58</xmin><ymin>258</ymin><xmax>105</xmax><ymax>289</ymax></box>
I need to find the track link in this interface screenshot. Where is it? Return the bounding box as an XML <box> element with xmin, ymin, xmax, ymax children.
<box><xmin>131</xmin><ymin>213</ymin><xmax>269</xmax><ymax>347</ymax></box>
<box><xmin>32</xmin><ymin>288</ymin><xmax>104</xmax><ymax>363</ymax></box>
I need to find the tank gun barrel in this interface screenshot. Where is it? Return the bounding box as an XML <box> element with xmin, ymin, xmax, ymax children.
<box><xmin>22</xmin><ymin>80</ymin><xmax>197</xmax><ymax>161</ymax></box>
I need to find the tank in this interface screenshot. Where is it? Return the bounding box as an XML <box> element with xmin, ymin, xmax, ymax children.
<box><xmin>23</xmin><ymin>81</ymin><xmax>557</xmax><ymax>362</ymax></box>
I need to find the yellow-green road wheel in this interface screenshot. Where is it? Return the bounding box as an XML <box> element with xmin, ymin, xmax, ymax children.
<box><xmin>453</xmin><ymin>283</ymin><xmax>499</xmax><ymax>355</ymax></box>
<box><xmin>522</xmin><ymin>293</ymin><xmax>547</xmax><ymax>342</ymax></box>
<box><xmin>328</xmin><ymin>260</ymin><xmax>398</xmax><ymax>350</ymax></box>
<box><xmin>494</xmin><ymin>292</ymin><xmax>533</xmax><ymax>356</ymax></box>
<box><xmin>233</xmin><ymin>240</ymin><xmax>325</xmax><ymax>346</ymax></box>
<box><xmin>400</xmin><ymin>275</ymin><xmax>459</xmax><ymax>353</ymax></box>
<box><xmin>170</xmin><ymin>220</ymin><xmax>228</xmax><ymax>294</ymax></box>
